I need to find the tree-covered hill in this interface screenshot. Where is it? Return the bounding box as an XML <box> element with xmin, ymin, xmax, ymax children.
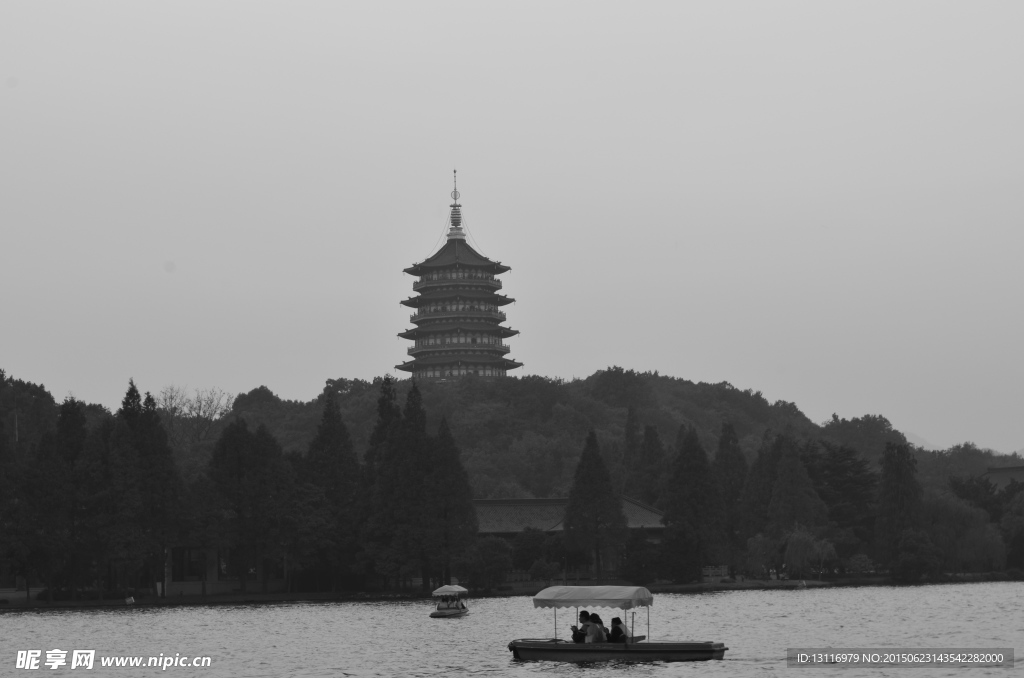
<box><xmin>2</xmin><ymin>366</ymin><xmax>1020</xmax><ymax>500</ymax></box>
<box><xmin>163</xmin><ymin>366</ymin><xmax>1019</xmax><ymax>500</ymax></box>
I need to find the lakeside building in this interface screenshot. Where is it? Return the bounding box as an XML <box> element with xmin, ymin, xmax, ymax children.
<box><xmin>396</xmin><ymin>174</ymin><xmax>522</xmax><ymax>379</ymax></box>
<box><xmin>474</xmin><ymin>496</ymin><xmax>664</xmax><ymax>582</ymax></box>
<box><xmin>163</xmin><ymin>497</ymin><xmax>664</xmax><ymax>596</ymax></box>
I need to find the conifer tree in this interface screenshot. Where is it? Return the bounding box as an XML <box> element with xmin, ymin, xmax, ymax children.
<box><xmin>714</xmin><ymin>423</ymin><xmax>748</xmax><ymax>567</ymax></box>
<box><xmin>661</xmin><ymin>426</ymin><xmax>725</xmax><ymax>582</ymax></box>
<box><xmin>738</xmin><ymin>432</ymin><xmax>784</xmax><ymax>541</ymax></box>
<box><xmin>359</xmin><ymin>377</ymin><xmax>403</xmax><ymax>585</ymax></box>
<box><xmin>618</xmin><ymin>406</ymin><xmax>640</xmax><ymax>493</ymax></box>
<box><xmin>627</xmin><ymin>425</ymin><xmax>665</xmax><ymax>508</ymax></box>
<box><xmin>304</xmin><ymin>390</ymin><xmax>360</xmax><ymax>588</ymax></box>
<box><xmin>426</xmin><ymin>418</ymin><xmax>478</xmax><ymax>584</ymax></box>
<box><xmin>877</xmin><ymin>442</ymin><xmax>922</xmax><ymax>567</ymax></box>
<box><xmin>134</xmin><ymin>391</ymin><xmax>182</xmax><ymax>596</ymax></box>
<box><xmin>363</xmin><ymin>376</ymin><xmax>401</xmax><ymax>486</ymax></box>
<box><xmin>209</xmin><ymin>419</ymin><xmax>293</xmax><ymax>593</ymax></box>
<box><xmin>368</xmin><ymin>382</ymin><xmax>433</xmax><ymax>588</ymax></box>
<box><xmin>809</xmin><ymin>441</ymin><xmax>877</xmax><ymax>556</ymax></box>
<box><xmin>766</xmin><ymin>446</ymin><xmax>828</xmax><ymax>536</ymax></box>
<box><xmin>564</xmin><ymin>431</ymin><xmax>627</xmax><ymax>582</ymax></box>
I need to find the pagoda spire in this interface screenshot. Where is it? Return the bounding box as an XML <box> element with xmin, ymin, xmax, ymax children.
<box><xmin>448</xmin><ymin>169</ymin><xmax>466</xmax><ymax>241</ymax></box>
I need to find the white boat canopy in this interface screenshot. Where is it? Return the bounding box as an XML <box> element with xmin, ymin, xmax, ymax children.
<box><xmin>432</xmin><ymin>585</ymin><xmax>469</xmax><ymax>597</ymax></box>
<box><xmin>533</xmin><ymin>586</ymin><xmax>653</xmax><ymax>610</ymax></box>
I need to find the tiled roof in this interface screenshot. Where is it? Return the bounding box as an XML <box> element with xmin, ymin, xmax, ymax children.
<box><xmin>401</xmin><ymin>290</ymin><xmax>515</xmax><ymax>307</ymax></box>
<box><xmin>398</xmin><ymin>323</ymin><xmax>519</xmax><ymax>339</ymax></box>
<box><xmin>404</xmin><ymin>239</ymin><xmax>511</xmax><ymax>275</ymax></box>
<box><xmin>474</xmin><ymin>497</ymin><xmax>664</xmax><ymax>535</ymax></box>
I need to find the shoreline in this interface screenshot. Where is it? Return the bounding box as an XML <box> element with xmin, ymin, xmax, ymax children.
<box><xmin>0</xmin><ymin>572</ymin><xmax>1016</xmax><ymax>612</ymax></box>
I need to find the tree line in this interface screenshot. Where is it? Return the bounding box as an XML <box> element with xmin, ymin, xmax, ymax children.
<box><xmin>0</xmin><ymin>376</ymin><xmax>494</xmax><ymax>599</ymax></box>
<box><xmin>602</xmin><ymin>407</ymin><xmax>1024</xmax><ymax>584</ymax></box>
<box><xmin>2</xmin><ymin>366</ymin><xmax>1022</xmax><ymax>599</ymax></box>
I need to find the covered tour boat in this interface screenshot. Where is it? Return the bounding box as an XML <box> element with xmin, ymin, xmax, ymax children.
<box><xmin>508</xmin><ymin>585</ymin><xmax>727</xmax><ymax>663</ymax></box>
<box><xmin>430</xmin><ymin>584</ymin><xmax>469</xmax><ymax>618</ymax></box>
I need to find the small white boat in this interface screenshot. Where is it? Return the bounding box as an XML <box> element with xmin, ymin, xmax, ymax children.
<box><xmin>430</xmin><ymin>584</ymin><xmax>469</xmax><ymax>618</ymax></box>
<box><xmin>508</xmin><ymin>585</ymin><xmax>727</xmax><ymax>663</ymax></box>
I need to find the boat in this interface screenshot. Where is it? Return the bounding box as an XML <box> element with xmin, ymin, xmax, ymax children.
<box><xmin>507</xmin><ymin>585</ymin><xmax>727</xmax><ymax>663</ymax></box>
<box><xmin>430</xmin><ymin>584</ymin><xmax>469</xmax><ymax>618</ymax></box>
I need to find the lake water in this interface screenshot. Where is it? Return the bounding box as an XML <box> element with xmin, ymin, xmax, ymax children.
<box><xmin>3</xmin><ymin>582</ymin><xmax>1020</xmax><ymax>677</ymax></box>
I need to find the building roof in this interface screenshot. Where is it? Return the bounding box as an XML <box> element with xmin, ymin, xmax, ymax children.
<box><xmin>399</xmin><ymin>323</ymin><xmax>519</xmax><ymax>339</ymax></box>
<box><xmin>401</xmin><ymin>290</ymin><xmax>515</xmax><ymax>308</ymax></box>
<box><xmin>404</xmin><ymin>239</ymin><xmax>511</xmax><ymax>275</ymax></box>
<box><xmin>396</xmin><ymin>355</ymin><xmax>523</xmax><ymax>372</ymax></box>
<box><xmin>474</xmin><ymin>496</ymin><xmax>664</xmax><ymax>535</ymax></box>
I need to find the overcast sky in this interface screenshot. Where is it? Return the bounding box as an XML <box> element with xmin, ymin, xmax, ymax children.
<box><xmin>2</xmin><ymin>2</ymin><xmax>1022</xmax><ymax>453</ymax></box>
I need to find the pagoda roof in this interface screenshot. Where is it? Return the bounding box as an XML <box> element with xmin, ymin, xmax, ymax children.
<box><xmin>404</xmin><ymin>239</ymin><xmax>511</xmax><ymax>275</ymax></box>
<box><xmin>399</xmin><ymin>323</ymin><xmax>519</xmax><ymax>339</ymax></box>
<box><xmin>395</xmin><ymin>355</ymin><xmax>523</xmax><ymax>371</ymax></box>
<box><xmin>401</xmin><ymin>291</ymin><xmax>515</xmax><ymax>308</ymax></box>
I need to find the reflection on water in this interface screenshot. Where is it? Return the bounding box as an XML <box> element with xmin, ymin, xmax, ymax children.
<box><xmin>3</xmin><ymin>582</ymin><xmax>1019</xmax><ymax>677</ymax></box>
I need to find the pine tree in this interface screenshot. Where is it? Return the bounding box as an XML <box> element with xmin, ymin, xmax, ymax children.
<box><xmin>208</xmin><ymin>419</ymin><xmax>293</xmax><ymax>593</ymax></box>
<box><xmin>661</xmin><ymin>426</ymin><xmax>725</xmax><ymax>582</ymax></box>
<box><xmin>134</xmin><ymin>391</ymin><xmax>182</xmax><ymax>596</ymax></box>
<box><xmin>766</xmin><ymin>446</ymin><xmax>828</xmax><ymax>536</ymax></box>
<box><xmin>426</xmin><ymin>418</ymin><xmax>478</xmax><ymax>584</ymax></box>
<box><xmin>368</xmin><ymin>382</ymin><xmax>434</xmax><ymax>588</ymax></box>
<box><xmin>631</xmin><ymin>425</ymin><xmax>666</xmax><ymax>508</ymax></box>
<box><xmin>564</xmin><ymin>431</ymin><xmax>627</xmax><ymax>582</ymax></box>
<box><xmin>811</xmin><ymin>441</ymin><xmax>877</xmax><ymax>557</ymax></box>
<box><xmin>713</xmin><ymin>422</ymin><xmax>748</xmax><ymax>569</ymax></box>
<box><xmin>358</xmin><ymin>377</ymin><xmax>403</xmax><ymax>586</ymax></box>
<box><xmin>304</xmin><ymin>390</ymin><xmax>360</xmax><ymax>588</ymax></box>
<box><xmin>877</xmin><ymin>442</ymin><xmax>922</xmax><ymax>567</ymax></box>
<box><xmin>738</xmin><ymin>432</ymin><xmax>784</xmax><ymax>541</ymax></box>
<box><xmin>619</xmin><ymin>406</ymin><xmax>640</xmax><ymax>494</ymax></box>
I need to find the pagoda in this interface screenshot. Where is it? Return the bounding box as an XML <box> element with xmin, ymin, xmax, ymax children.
<box><xmin>396</xmin><ymin>174</ymin><xmax>522</xmax><ymax>379</ymax></box>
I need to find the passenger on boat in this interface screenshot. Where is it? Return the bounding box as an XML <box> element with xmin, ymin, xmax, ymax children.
<box><xmin>586</xmin><ymin>614</ymin><xmax>608</xmax><ymax>643</ymax></box>
<box><xmin>609</xmin><ymin>617</ymin><xmax>627</xmax><ymax>643</ymax></box>
<box><xmin>570</xmin><ymin>611</ymin><xmax>591</xmax><ymax>643</ymax></box>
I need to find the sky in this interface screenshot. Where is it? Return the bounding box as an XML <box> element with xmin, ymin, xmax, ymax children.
<box><xmin>1</xmin><ymin>2</ymin><xmax>1022</xmax><ymax>453</ymax></box>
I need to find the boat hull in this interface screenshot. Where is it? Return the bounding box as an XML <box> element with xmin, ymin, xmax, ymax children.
<box><xmin>508</xmin><ymin>639</ymin><xmax>726</xmax><ymax>663</ymax></box>
<box><xmin>430</xmin><ymin>608</ymin><xmax>468</xmax><ymax>618</ymax></box>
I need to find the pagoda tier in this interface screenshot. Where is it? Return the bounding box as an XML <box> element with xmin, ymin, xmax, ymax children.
<box><xmin>396</xmin><ymin>176</ymin><xmax>522</xmax><ymax>379</ymax></box>
<box><xmin>400</xmin><ymin>289</ymin><xmax>515</xmax><ymax>308</ymax></box>
<box><xmin>399</xmin><ymin>322</ymin><xmax>519</xmax><ymax>340</ymax></box>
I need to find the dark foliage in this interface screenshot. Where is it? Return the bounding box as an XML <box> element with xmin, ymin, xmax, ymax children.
<box><xmin>564</xmin><ymin>431</ymin><xmax>627</xmax><ymax>581</ymax></box>
<box><xmin>661</xmin><ymin>426</ymin><xmax>725</xmax><ymax>582</ymax></box>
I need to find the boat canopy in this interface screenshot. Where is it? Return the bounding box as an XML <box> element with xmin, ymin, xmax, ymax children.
<box><xmin>533</xmin><ymin>586</ymin><xmax>653</xmax><ymax>610</ymax></box>
<box><xmin>432</xmin><ymin>585</ymin><xmax>469</xmax><ymax>597</ymax></box>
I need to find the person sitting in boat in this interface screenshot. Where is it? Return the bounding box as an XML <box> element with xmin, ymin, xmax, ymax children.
<box><xmin>570</xmin><ymin>611</ymin><xmax>591</xmax><ymax>643</ymax></box>
<box><xmin>609</xmin><ymin>617</ymin><xmax>628</xmax><ymax>643</ymax></box>
<box><xmin>586</xmin><ymin>613</ymin><xmax>609</xmax><ymax>643</ymax></box>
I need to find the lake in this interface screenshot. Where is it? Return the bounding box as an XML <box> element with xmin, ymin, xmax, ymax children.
<box><xmin>3</xmin><ymin>582</ymin><xmax>1019</xmax><ymax>676</ymax></box>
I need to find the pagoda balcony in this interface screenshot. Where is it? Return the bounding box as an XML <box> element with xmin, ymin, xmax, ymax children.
<box><xmin>407</xmin><ymin>342</ymin><xmax>510</xmax><ymax>355</ymax></box>
<box><xmin>413</xmin><ymin>276</ymin><xmax>502</xmax><ymax>291</ymax></box>
<box><xmin>410</xmin><ymin>309</ymin><xmax>506</xmax><ymax>323</ymax></box>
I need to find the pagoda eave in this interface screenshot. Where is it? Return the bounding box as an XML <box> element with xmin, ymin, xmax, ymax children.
<box><xmin>399</xmin><ymin>324</ymin><xmax>519</xmax><ymax>340</ymax></box>
<box><xmin>398</xmin><ymin>354</ymin><xmax>522</xmax><ymax>368</ymax></box>
<box><xmin>401</xmin><ymin>291</ymin><xmax>515</xmax><ymax>308</ymax></box>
